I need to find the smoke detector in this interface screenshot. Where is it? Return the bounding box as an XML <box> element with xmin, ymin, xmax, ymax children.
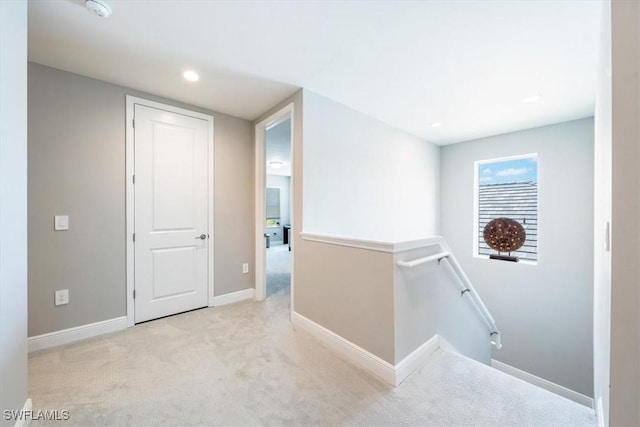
<box><xmin>85</xmin><ymin>0</ymin><xmax>112</xmax><ymax>18</ymax></box>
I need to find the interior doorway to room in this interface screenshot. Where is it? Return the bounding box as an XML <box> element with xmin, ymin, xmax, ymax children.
<box><xmin>254</xmin><ymin>104</ymin><xmax>294</xmax><ymax>309</ymax></box>
<box><xmin>264</xmin><ymin>119</ymin><xmax>292</xmax><ymax>298</ymax></box>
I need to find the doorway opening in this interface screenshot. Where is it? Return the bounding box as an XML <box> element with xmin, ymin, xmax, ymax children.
<box><xmin>254</xmin><ymin>104</ymin><xmax>294</xmax><ymax>311</ymax></box>
<box><xmin>265</xmin><ymin>119</ymin><xmax>292</xmax><ymax>298</ymax></box>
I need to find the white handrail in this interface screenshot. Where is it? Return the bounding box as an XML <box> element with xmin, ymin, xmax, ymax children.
<box><xmin>396</xmin><ymin>251</ymin><xmax>450</xmax><ymax>268</ymax></box>
<box><xmin>397</xmin><ymin>239</ymin><xmax>502</xmax><ymax>349</ymax></box>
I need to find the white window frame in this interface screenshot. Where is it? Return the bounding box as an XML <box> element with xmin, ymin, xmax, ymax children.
<box><xmin>473</xmin><ymin>153</ymin><xmax>539</xmax><ymax>265</ymax></box>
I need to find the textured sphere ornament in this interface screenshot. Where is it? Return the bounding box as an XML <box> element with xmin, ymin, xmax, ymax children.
<box><xmin>483</xmin><ymin>218</ymin><xmax>526</xmax><ymax>253</ymax></box>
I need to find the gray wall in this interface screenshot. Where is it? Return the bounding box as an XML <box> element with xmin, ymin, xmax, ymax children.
<box><xmin>610</xmin><ymin>1</ymin><xmax>640</xmax><ymax>425</ymax></box>
<box><xmin>297</xmin><ymin>241</ymin><xmax>396</xmax><ymax>363</ymax></box>
<box><xmin>0</xmin><ymin>1</ymin><xmax>29</xmax><ymax>424</ymax></box>
<box><xmin>28</xmin><ymin>63</ymin><xmax>254</xmax><ymax>336</ymax></box>
<box><xmin>441</xmin><ymin>118</ymin><xmax>594</xmax><ymax>397</ymax></box>
<box><xmin>212</xmin><ymin>106</ymin><xmax>255</xmax><ymax>297</ymax></box>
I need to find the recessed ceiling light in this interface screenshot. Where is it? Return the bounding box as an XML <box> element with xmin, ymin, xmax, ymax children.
<box><xmin>522</xmin><ymin>94</ymin><xmax>543</xmax><ymax>103</ymax></box>
<box><xmin>85</xmin><ymin>0</ymin><xmax>112</xmax><ymax>18</ymax></box>
<box><xmin>429</xmin><ymin>122</ymin><xmax>442</xmax><ymax>128</ymax></box>
<box><xmin>182</xmin><ymin>70</ymin><xmax>200</xmax><ymax>82</ymax></box>
<box><xmin>268</xmin><ymin>161</ymin><xmax>284</xmax><ymax>169</ymax></box>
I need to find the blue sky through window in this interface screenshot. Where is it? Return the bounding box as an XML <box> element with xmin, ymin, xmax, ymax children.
<box><xmin>478</xmin><ymin>156</ymin><xmax>537</xmax><ymax>185</ymax></box>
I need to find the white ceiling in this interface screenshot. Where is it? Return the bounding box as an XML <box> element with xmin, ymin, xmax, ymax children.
<box><xmin>28</xmin><ymin>0</ymin><xmax>602</xmax><ymax>145</ymax></box>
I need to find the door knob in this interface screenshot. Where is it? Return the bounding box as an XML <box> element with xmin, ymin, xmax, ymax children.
<box><xmin>196</xmin><ymin>234</ymin><xmax>206</xmax><ymax>240</ymax></box>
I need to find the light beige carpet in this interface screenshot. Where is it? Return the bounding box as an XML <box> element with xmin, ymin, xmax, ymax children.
<box><xmin>29</xmin><ymin>286</ymin><xmax>596</xmax><ymax>426</ymax></box>
<box><xmin>266</xmin><ymin>243</ymin><xmax>290</xmax><ymax>298</ymax></box>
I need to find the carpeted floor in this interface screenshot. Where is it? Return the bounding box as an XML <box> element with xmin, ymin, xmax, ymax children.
<box><xmin>266</xmin><ymin>243</ymin><xmax>290</xmax><ymax>298</ymax></box>
<box><xmin>29</xmin><ymin>280</ymin><xmax>596</xmax><ymax>426</ymax></box>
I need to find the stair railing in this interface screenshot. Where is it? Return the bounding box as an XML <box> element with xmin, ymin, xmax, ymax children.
<box><xmin>397</xmin><ymin>238</ymin><xmax>502</xmax><ymax>349</ymax></box>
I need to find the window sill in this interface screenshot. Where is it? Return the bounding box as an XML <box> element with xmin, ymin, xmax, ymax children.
<box><xmin>473</xmin><ymin>255</ymin><xmax>537</xmax><ymax>266</ymax></box>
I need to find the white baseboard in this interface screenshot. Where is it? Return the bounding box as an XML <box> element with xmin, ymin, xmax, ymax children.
<box><xmin>28</xmin><ymin>317</ymin><xmax>127</xmax><ymax>353</ymax></box>
<box><xmin>29</xmin><ymin>290</ymin><xmax>255</xmax><ymax>353</ymax></box>
<box><xmin>395</xmin><ymin>335</ymin><xmax>439</xmax><ymax>385</ymax></box>
<box><xmin>291</xmin><ymin>311</ymin><xmax>396</xmax><ymax>385</ymax></box>
<box><xmin>437</xmin><ymin>335</ymin><xmax>460</xmax><ymax>355</ymax></box>
<box><xmin>13</xmin><ymin>398</ymin><xmax>32</xmax><ymax>427</ymax></box>
<box><xmin>212</xmin><ymin>288</ymin><xmax>255</xmax><ymax>306</ymax></box>
<box><xmin>491</xmin><ymin>359</ymin><xmax>594</xmax><ymax>408</ymax></box>
<box><xmin>291</xmin><ymin>311</ymin><xmax>439</xmax><ymax>387</ymax></box>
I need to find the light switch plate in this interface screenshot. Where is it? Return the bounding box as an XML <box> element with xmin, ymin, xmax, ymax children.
<box><xmin>54</xmin><ymin>215</ymin><xmax>69</xmax><ymax>231</ymax></box>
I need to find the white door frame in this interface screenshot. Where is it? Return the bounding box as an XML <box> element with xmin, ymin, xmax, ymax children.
<box><xmin>125</xmin><ymin>95</ymin><xmax>215</xmax><ymax>327</ymax></box>
<box><xmin>254</xmin><ymin>103</ymin><xmax>294</xmax><ymax>311</ymax></box>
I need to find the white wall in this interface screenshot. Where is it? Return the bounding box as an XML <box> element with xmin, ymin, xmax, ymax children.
<box><xmin>593</xmin><ymin>0</ymin><xmax>612</xmax><ymax>424</ymax></box>
<box><xmin>266</xmin><ymin>174</ymin><xmax>291</xmax><ymax>241</ymax></box>
<box><xmin>610</xmin><ymin>2</ymin><xmax>640</xmax><ymax>425</ymax></box>
<box><xmin>441</xmin><ymin>118</ymin><xmax>594</xmax><ymax>398</ymax></box>
<box><xmin>302</xmin><ymin>90</ymin><xmax>439</xmax><ymax>242</ymax></box>
<box><xmin>0</xmin><ymin>1</ymin><xmax>29</xmax><ymax>424</ymax></box>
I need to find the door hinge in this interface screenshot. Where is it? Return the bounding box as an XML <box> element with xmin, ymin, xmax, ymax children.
<box><xmin>132</xmin><ymin>174</ymin><xmax>135</xmax><ymax>184</ymax></box>
<box><xmin>133</xmin><ymin>289</ymin><xmax>136</xmax><ymax>299</ymax></box>
<box><xmin>132</xmin><ymin>118</ymin><xmax>135</xmax><ymax>128</ymax></box>
<box><xmin>133</xmin><ymin>233</ymin><xmax>136</xmax><ymax>242</ymax></box>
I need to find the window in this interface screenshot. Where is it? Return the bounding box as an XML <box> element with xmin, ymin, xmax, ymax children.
<box><xmin>475</xmin><ymin>154</ymin><xmax>538</xmax><ymax>263</ymax></box>
<box><xmin>265</xmin><ymin>218</ymin><xmax>280</xmax><ymax>227</ymax></box>
<box><xmin>266</xmin><ymin>187</ymin><xmax>280</xmax><ymax>227</ymax></box>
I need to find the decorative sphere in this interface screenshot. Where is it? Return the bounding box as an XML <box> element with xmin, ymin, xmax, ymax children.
<box><xmin>483</xmin><ymin>218</ymin><xmax>526</xmax><ymax>253</ymax></box>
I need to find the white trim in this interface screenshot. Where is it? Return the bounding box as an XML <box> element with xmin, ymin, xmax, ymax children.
<box><xmin>292</xmin><ymin>311</ymin><xmax>396</xmax><ymax>385</ymax></box>
<box><xmin>473</xmin><ymin>153</ymin><xmax>539</xmax><ymax>263</ymax></box>
<box><xmin>300</xmin><ymin>232</ymin><xmax>444</xmax><ymax>254</ymax></box>
<box><xmin>254</xmin><ymin>120</ymin><xmax>265</xmax><ymax>301</ymax></box>
<box><xmin>292</xmin><ymin>311</ymin><xmax>439</xmax><ymax>387</ymax></box>
<box><xmin>207</xmin><ymin>109</ymin><xmax>215</xmax><ymax>308</ymax></box>
<box><xmin>474</xmin><ymin>254</ymin><xmax>538</xmax><ymax>267</ymax></box>
<box><xmin>597</xmin><ymin>397</ymin><xmax>605</xmax><ymax>427</ymax></box>
<box><xmin>254</xmin><ymin>103</ymin><xmax>294</xmax><ymax>305</ymax></box>
<box><xmin>491</xmin><ymin>359</ymin><xmax>594</xmax><ymax>408</ymax></box>
<box><xmin>289</xmin><ymin>107</ymin><xmax>295</xmax><ymax>315</ymax></box>
<box><xmin>300</xmin><ymin>232</ymin><xmax>395</xmax><ymax>253</ymax></box>
<box><xmin>437</xmin><ymin>335</ymin><xmax>460</xmax><ymax>354</ymax></box>
<box><xmin>28</xmin><ymin>317</ymin><xmax>127</xmax><ymax>353</ymax></box>
<box><xmin>125</xmin><ymin>96</ymin><xmax>215</xmax><ymax>326</ymax></box>
<box><xmin>13</xmin><ymin>398</ymin><xmax>32</xmax><ymax>427</ymax></box>
<box><xmin>299</xmin><ymin>233</ymin><xmax>501</xmax><ymax>349</ymax></box>
<box><xmin>212</xmin><ymin>288</ymin><xmax>255</xmax><ymax>306</ymax></box>
<box><xmin>394</xmin><ymin>335</ymin><xmax>439</xmax><ymax>385</ymax></box>
<box><xmin>125</xmin><ymin>96</ymin><xmax>135</xmax><ymax>327</ymax></box>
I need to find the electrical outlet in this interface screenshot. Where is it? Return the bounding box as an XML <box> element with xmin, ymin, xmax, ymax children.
<box><xmin>55</xmin><ymin>289</ymin><xmax>69</xmax><ymax>306</ymax></box>
<box><xmin>242</xmin><ymin>263</ymin><xmax>249</xmax><ymax>274</ymax></box>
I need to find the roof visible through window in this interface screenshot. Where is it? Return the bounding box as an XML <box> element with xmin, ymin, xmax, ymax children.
<box><xmin>476</xmin><ymin>155</ymin><xmax>538</xmax><ymax>263</ymax></box>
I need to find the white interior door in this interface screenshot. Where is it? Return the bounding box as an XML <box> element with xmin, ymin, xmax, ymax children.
<box><xmin>134</xmin><ymin>104</ymin><xmax>210</xmax><ymax>323</ymax></box>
